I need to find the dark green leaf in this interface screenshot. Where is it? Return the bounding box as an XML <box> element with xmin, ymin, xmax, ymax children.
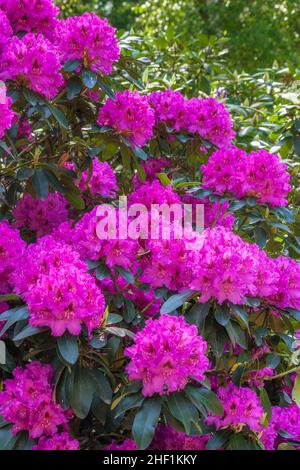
<box><xmin>32</xmin><ymin>169</ymin><xmax>49</xmax><ymax>199</ymax></box>
<box><xmin>71</xmin><ymin>367</ymin><xmax>94</xmax><ymax>419</ymax></box>
<box><xmin>89</xmin><ymin>369</ymin><xmax>112</xmax><ymax>404</ymax></box>
<box><xmin>132</xmin><ymin>397</ymin><xmax>161</xmax><ymax>449</ymax></box>
<box><xmin>215</xmin><ymin>304</ymin><xmax>231</xmax><ymax>326</ymax></box>
<box><xmin>124</xmin><ymin>297</ymin><xmax>136</xmax><ymax>323</ymax></box>
<box><xmin>13</xmin><ymin>325</ymin><xmax>45</xmax><ymax>341</ymax></box>
<box><xmin>161</xmin><ymin>290</ymin><xmax>194</xmax><ymax>314</ymax></box>
<box><xmin>63</xmin><ymin>59</ymin><xmax>81</xmax><ymax>72</ymax></box>
<box><xmin>254</xmin><ymin>226</ymin><xmax>268</xmax><ymax>248</ymax></box>
<box><xmin>166</xmin><ymin>393</ymin><xmax>198</xmax><ymax>434</ymax></box>
<box><xmin>117</xmin><ymin>266</ymin><xmax>135</xmax><ymax>284</ymax></box>
<box><xmin>82</xmin><ymin>69</ymin><xmax>98</xmax><ymax>89</ymax></box>
<box><xmin>57</xmin><ymin>332</ymin><xmax>79</xmax><ymax>365</ymax></box>
<box><xmin>16</xmin><ymin>167</ymin><xmax>35</xmax><ymax>181</ymax></box>
<box><xmin>114</xmin><ymin>393</ymin><xmax>145</xmax><ymax>419</ymax></box>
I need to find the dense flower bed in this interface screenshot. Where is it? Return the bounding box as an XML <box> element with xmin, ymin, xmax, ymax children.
<box><xmin>0</xmin><ymin>0</ymin><xmax>300</xmax><ymax>451</ymax></box>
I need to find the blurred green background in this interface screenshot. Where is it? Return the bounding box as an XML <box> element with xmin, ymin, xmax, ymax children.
<box><xmin>57</xmin><ymin>0</ymin><xmax>300</xmax><ymax>71</ymax></box>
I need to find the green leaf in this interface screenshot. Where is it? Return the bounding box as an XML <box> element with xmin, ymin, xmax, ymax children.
<box><xmin>57</xmin><ymin>332</ymin><xmax>79</xmax><ymax>365</ymax></box>
<box><xmin>13</xmin><ymin>324</ymin><xmax>45</xmax><ymax>342</ymax></box>
<box><xmin>124</xmin><ymin>297</ymin><xmax>136</xmax><ymax>323</ymax></box>
<box><xmin>96</xmin><ymin>264</ymin><xmax>111</xmax><ymax>280</ymax></box>
<box><xmin>185</xmin><ymin>301</ymin><xmax>211</xmax><ymax>332</ymax></box>
<box><xmin>132</xmin><ymin>397</ymin><xmax>161</xmax><ymax>449</ymax></box>
<box><xmin>89</xmin><ymin>369</ymin><xmax>112</xmax><ymax>404</ymax></box>
<box><xmin>48</xmin><ymin>105</ymin><xmax>69</xmax><ymax>129</ymax></box>
<box><xmin>160</xmin><ymin>290</ymin><xmax>194</xmax><ymax>314</ymax></box>
<box><xmin>232</xmin><ymin>364</ymin><xmax>247</xmax><ymax>387</ymax></box>
<box><xmin>254</xmin><ymin>226</ymin><xmax>267</xmax><ymax>249</ymax></box>
<box><xmin>260</xmin><ymin>388</ymin><xmax>272</xmax><ymax>425</ymax></box>
<box><xmin>67</xmin><ymin>76</ymin><xmax>82</xmax><ymax>100</ymax></box>
<box><xmin>166</xmin><ymin>393</ymin><xmax>198</xmax><ymax>434</ymax></box>
<box><xmin>0</xmin><ymin>307</ymin><xmax>29</xmax><ymax>337</ymax></box>
<box><xmin>199</xmin><ymin>76</ymin><xmax>211</xmax><ymax>95</ymax></box>
<box><xmin>0</xmin><ymin>426</ymin><xmax>18</xmax><ymax>450</ymax></box>
<box><xmin>82</xmin><ymin>69</ymin><xmax>98</xmax><ymax>89</ymax></box>
<box><xmin>215</xmin><ymin>304</ymin><xmax>231</xmax><ymax>326</ymax></box>
<box><xmin>32</xmin><ymin>169</ymin><xmax>49</xmax><ymax>199</ymax></box>
<box><xmin>16</xmin><ymin>167</ymin><xmax>35</xmax><ymax>181</ymax></box>
<box><xmin>186</xmin><ymin>386</ymin><xmax>224</xmax><ymax>417</ymax></box>
<box><xmin>63</xmin><ymin>59</ymin><xmax>81</xmax><ymax>72</ymax></box>
<box><xmin>206</xmin><ymin>429</ymin><xmax>231</xmax><ymax>450</ymax></box>
<box><xmin>132</xmin><ymin>145</ymin><xmax>148</xmax><ymax>161</ymax></box>
<box><xmin>71</xmin><ymin>367</ymin><xmax>94</xmax><ymax>419</ymax></box>
<box><xmin>229</xmin><ymin>433</ymin><xmax>252</xmax><ymax>450</ymax></box>
<box><xmin>64</xmin><ymin>190</ymin><xmax>85</xmax><ymax>210</ymax></box>
<box><xmin>114</xmin><ymin>393</ymin><xmax>145</xmax><ymax>419</ymax></box>
<box><xmin>231</xmin><ymin>304</ymin><xmax>249</xmax><ymax>326</ymax></box>
<box><xmin>117</xmin><ymin>266</ymin><xmax>135</xmax><ymax>284</ymax></box>
<box><xmin>98</xmin><ymin>78</ymin><xmax>115</xmax><ymax>99</ymax></box>
<box><xmin>292</xmin><ymin>373</ymin><xmax>300</xmax><ymax>408</ymax></box>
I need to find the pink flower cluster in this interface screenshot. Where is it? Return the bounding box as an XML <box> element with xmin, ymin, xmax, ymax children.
<box><xmin>56</xmin><ymin>12</ymin><xmax>119</xmax><ymax>75</ymax></box>
<box><xmin>150</xmin><ymin>425</ymin><xmax>208</xmax><ymax>450</ymax></box>
<box><xmin>181</xmin><ymin>194</ymin><xmax>235</xmax><ymax>230</ymax></box>
<box><xmin>262</xmin><ymin>404</ymin><xmax>300</xmax><ymax>450</ymax></box>
<box><xmin>202</xmin><ymin>146</ymin><xmax>291</xmax><ymax>207</ymax></box>
<box><xmin>266</xmin><ymin>255</ymin><xmax>300</xmax><ymax>310</ymax></box>
<box><xmin>0</xmin><ymin>220</ymin><xmax>25</xmax><ymax>294</ymax></box>
<box><xmin>12</xmin><ymin>235</ymin><xmax>105</xmax><ymax>336</ymax></box>
<box><xmin>0</xmin><ymin>33</ymin><xmax>64</xmax><ymax>100</ymax></box>
<box><xmin>206</xmin><ymin>383</ymin><xmax>264</xmax><ymax>432</ymax></box>
<box><xmin>65</xmin><ymin>159</ymin><xmax>118</xmax><ymax>198</ymax></box>
<box><xmin>33</xmin><ymin>433</ymin><xmax>79</xmax><ymax>450</ymax></box>
<box><xmin>0</xmin><ymin>83</ymin><xmax>15</xmax><ymax>138</ymax></box>
<box><xmin>185</xmin><ymin>97</ymin><xmax>235</xmax><ymax>148</ymax></box>
<box><xmin>188</xmin><ymin>227</ymin><xmax>258</xmax><ymax>305</ymax></box>
<box><xmin>106</xmin><ymin>426</ymin><xmax>209</xmax><ymax>450</ymax></box>
<box><xmin>72</xmin><ymin>206</ymin><xmax>140</xmax><ymax>269</ymax></box>
<box><xmin>13</xmin><ymin>192</ymin><xmax>69</xmax><ymax>237</ymax></box>
<box><xmin>247</xmin><ymin>367</ymin><xmax>274</xmax><ymax>388</ymax></box>
<box><xmin>149</xmin><ymin>89</ymin><xmax>187</xmax><ymax>131</ymax></box>
<box><xmin>0</xmin><ymin>0</ymin><xmax>59</xmax><ymax>39</ymax></box>
<box><xmin>148</xmin><ymin>89</ymin><xmax>235</xmax><ymax>147</ymax></box>
<box><xmin>125</xmin><ymin>314</ymin><xmax>209</xmax><ymax>396</ymax></box>
<box><xmin>185</xmin><ymin>226</ymin><xmax>300</xmax><ymax>307</ymax></box>
<box><xmin>97</xmin><ymin>90</ymin><xmax>155</xmax><ymax>147</ymax></box>
<box><xmin>0</xmin><ymin>362</ymin><xmax>77</xmax><ymax>441</ymax></box>
<box><xmin>0</xmin><ymin>9</ymin><xmax>12</xmax><ymax>54</ymax></box>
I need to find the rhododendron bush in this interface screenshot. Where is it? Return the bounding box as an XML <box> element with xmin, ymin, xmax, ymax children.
<box><xmin>1</xmin><ymin>1</ymin><xmax>300</xmax><ymax>452</ymax></box>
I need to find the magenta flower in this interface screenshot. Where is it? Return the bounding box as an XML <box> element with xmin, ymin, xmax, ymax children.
<box><xmin>56</xmin><ymin>12</ymin><xmax>119</xmax><ymax>75</ymax></box>
<box><xmin>202</xmin><ymin>146</ymin><xmax>291</xmax><ymax>207</ymax></box>
<box><xmin>125</xmin><ymin>314</ymin><xmax>209</xmax><ymax>396</ymax></box>
<box><xmin>206</xmin><ymin>383</ymin><xmax>264</xmax><ymax>432</ymax></box>
<box><xmin>33</xmin><ymin>432</ymin><xmax>79</xmax><ymax>450</ymax></box>
<box><xmin>0</xmin><ymin>221</ymin><xmax>25</xmax><ymax>294</ymax></box>
<box><xmin>185</xmin><ymin>97</ymin><xmax>235</xmax><ymax>147</ymax></box>
<box><xmin>0</xmin><ymin>84</ymin><xmax>15</xmax><ymax>139</ymax></box>
<box><xmin>261</xmin><ymin>404</ymin><xmax>300</xmax><ymax>450</ymax></box>
<box><xmin>0</xmin><ymin>33</ymin><xmax>64</xmax><ymax>100</ymax></box>
<box><xmin>25</xmin><ymin>264</ymin><xmax>105</xmax><ymax>337</ymax></box>
<box><xmin>13</xmin><ymin>192</ymin><xmax>69</xmax><ymax>237</ymax></box>
<box><xmin>0</xmin><ymin>362</ymin><xmax>71</xmax><ymax>438</ymax></box>
<box><xmin>149</xmin><ymin>89</ymin><xmax>187</xmax><ymax>131</ymax></box>
<box><xmin>97</xmin><ymin>90</ymin><xmax>155</xmax><ymax>147</ymax></box>
<box><xmin>65</xmin><ymin>159</ymin><xmax>118</xmax><ymax>198</ymax></box>
<box><xmin>0</xmin><ymin>0</ymin><xmax>59</xmax><ymax>39</ymax></box>
<box><xmin>0</xmin><ymin>9</ymin><xmax>12</xmax><ymax>54</ymax></box>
